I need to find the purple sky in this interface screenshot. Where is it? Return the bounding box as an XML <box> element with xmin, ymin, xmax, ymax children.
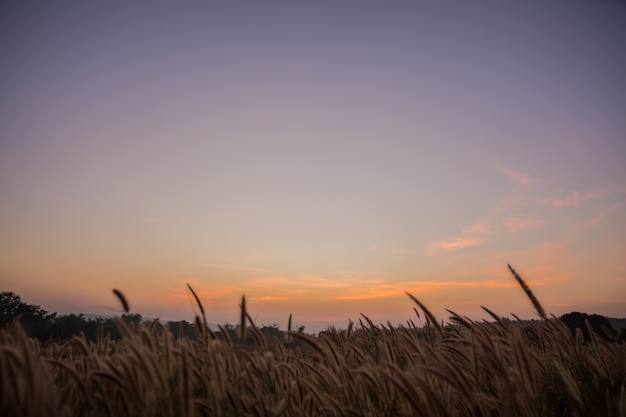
<box><xmin>1</xmin><ymin>2</ymin><xmax>625</xmax><ymax>331</ymax></box>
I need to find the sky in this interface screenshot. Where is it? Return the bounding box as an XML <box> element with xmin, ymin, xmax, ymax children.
<box><xmin>1</xmin><ymin>2</ymin><xmax>625</xmax><ymax>332</ymax></box>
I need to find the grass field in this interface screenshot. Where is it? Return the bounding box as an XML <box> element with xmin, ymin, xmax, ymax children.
<box><xmin>1</xmin><ymin>266</ymin><xmax>625</xmax><ymax>417</ymax></box>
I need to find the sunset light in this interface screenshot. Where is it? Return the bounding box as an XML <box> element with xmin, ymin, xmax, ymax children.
<box><xmin>1</xmin><ymin>2</ymin><xmax>625</xmax><ymax>333</ymax></box>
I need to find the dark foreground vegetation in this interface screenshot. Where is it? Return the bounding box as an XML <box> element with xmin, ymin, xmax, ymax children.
<box><xmin>1</xmin><ymin>265</ymin><xmax>625</xmax><ymax>417</ymax></box>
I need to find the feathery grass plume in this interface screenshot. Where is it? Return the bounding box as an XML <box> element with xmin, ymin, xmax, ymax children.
<box><xmin>186</xmin><ymin>283</ymin><xmax>205</xmax><ymax>317</ymax></box>
<box><xmin>360</xmin><ymin>313</ymin><xmax>376</xmax><ymax>330</ymax></box>
<box><xmin>187</xmin><ymin>284</ymin><xmax>214</xmax><ymax>343</ymax></box>
<box><xmin>6</xmin><ymin>279</ymin><xmax>626</xmax><ymax>417</ymax></box>
<box><xmin>405</xmin><ymin>291</ymin><xmax>442</xmax><ymax>334</ymax></box>
<box><xmin>287</xmin><ymin>313</ymin><xmax>292</xmax><ymax>344</ymax></box>
<box><xmin>507</xmin><ymin>263</ymin><xmax>547</xmax><ymax>319</ymax></box>
<box><xmin>240</xmin><ymin>295</ymin><xmax>246</xmax><ymax>342</ymax></box>
<box><xmin>217</xmin><ymin>324</ymin><xmax>233</xmax><ymax>347</ymax></box>
<box><xmin>446</xmin><ymin>309</ymin><xmax>472</xmax><ymax>330</ymax></box>
<box><xmin>244</xmin><ymin>311</ymin><xmax>267</xmax><ymax>348</ymax></box>
<box><xmin>112</xmin><ymin>289</ymin><xmax>129</xmax><ymax>313</ymax></box>
<box><xmin>481</xmin><ymin>305</ymin><xmax>507</xmax><ymax>330</ymax></box>
<box><xmin>289</xmin><ymin>332</ymin><xmax>327</xmax><ymax>357</ymax></box>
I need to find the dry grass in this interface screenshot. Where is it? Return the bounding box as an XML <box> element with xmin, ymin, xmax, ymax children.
<box><xmin>1</xmin><ymin>266</ymin><xmax>625</xmax><ymax>417</ymax></box>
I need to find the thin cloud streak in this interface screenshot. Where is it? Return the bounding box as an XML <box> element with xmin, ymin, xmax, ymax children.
<box><xmin>199</xmin><ymin>263</ymin><xmax>269</xmax><ymax>273</ymax></box>
<box><xmin>553</xmin><ymin>191</ymin><xmax>583</xmax><ymax>208</ymax></box>
<box><xmin>461</xmin><ymin>221</ymin><xmax>490</xmax><ymax>236</ymax></box>
<box><xmin>432</xmin><ymin>237</ymin><xmax>483</xmax><ymax>250</ymax></box>
<box><xmin>575</xmin><ymin>201</ymin><xmax>624</xmax><ymax>233</ymax></box>
<box><xmin>428</xmin><ymin>167</ymin><xmax>621</xmax><ymax>252</ymax></box>
<box><xmin>430</xmin><ymin>166</ymin><xmax>534</xmax><ymax>251</ymax></box>
<box><xmin>538</xmin><ymin>189</ymin><xmax>608</xmax><ymax>209</ymax></box>
<box><xmin>334</xmin><ymin>277</ymin><xmax>563</xmax><ymax>301</ymax></box>
<box><xmin>505</xmin><ymin>216</ymin><xmax>541</xmax><ymax>233</ymax></box>
<box><xmin>497</xmin><ymin>167</ymin><xmax>530</xmax><ymax>185</ymax></box>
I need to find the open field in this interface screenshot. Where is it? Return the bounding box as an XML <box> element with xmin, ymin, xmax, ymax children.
<box><xmin>2</xmin><ymin>268</ymin><xmax>625</xmax><ymax>417</ymax></box>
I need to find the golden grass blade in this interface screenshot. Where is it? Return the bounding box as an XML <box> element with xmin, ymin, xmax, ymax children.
<box><xmin>507</xmin><ymin>263</ymin><xmax>547</xmax><ymax>319</ymax></box>
<box><xmin>112</xmin><ymin>289</ymin><xmax>129</xmax><ymax>313</ymax></box>
<box><xmin>240</xmin><ymin>295</ymin><xmax>246</xmax><ymax>342</ymax></box>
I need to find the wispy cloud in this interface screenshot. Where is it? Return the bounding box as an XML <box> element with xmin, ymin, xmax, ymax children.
<box><xmin>298</xmin><ymin>274</ymin><xmax>353</xmax><ymax>289</ymax></box>
<box><xmin>432</xmin><ymin>237</ymin><xmax>483</xmax><ymax>250</ymax></box>
<box><xmin>576</xmin><ymin>201</ymin><xmax>623</xmax><ymax>232</ymax></box>
<box><xmin>334</xmin><ymin>285</ymin><xmax>404</xmax><ymax>300</ymax></box>
<box><xmin>409</xmin><ymin>280</ymin><xmax>520</xmax><ymax>290</ymax></box>
<box><xmin>497</xmin><ymin>166</ymin><xmax>530</xmax><ymax>185</ymax></box>
<box><xmin>251</xmin><ymin>295</ymin><xmax>294</xmax><ymax>302</ymax></box>
<box><xmin>430</xmin><ymin>166</ymin><xmax>534</xmax><ymax>251</ymax></box>
<box><xmin>504</xmin><ymin>216</ymin><xmax>541</xmax><ymax>233</ymax></box>
<box><xmin>200</xmin><ymin>263</ymin><xmax>269</xmax><ymax>273</ymax></box>
<box><xmin>552</xmin><ymin>191</ymin><xmax>582</xmax><ymax>208</ymax></box>
<box><xmin>333</xmin><ymin>275</ymin><xmax>565</xmax><ymax>301</ymax></box>
<box><xmin>538</xmin><ymin>189</ymin><xmax>607</xmax><ymax>209</ymax></box>
<box><xmin>583</xmin><ymin>190</ymin><xmax>608</xmax><ymax>200</ymax></box>
<box><xmin>461</xmin><ymin>221</ymin><xmax>490</xmax><ymax>235</ymax></box>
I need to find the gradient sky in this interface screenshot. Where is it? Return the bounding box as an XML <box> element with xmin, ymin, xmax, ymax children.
<box><xmin>1</xmin><ymin>2</ymin><xmax>625</xmax><ymax>332</ymax></box>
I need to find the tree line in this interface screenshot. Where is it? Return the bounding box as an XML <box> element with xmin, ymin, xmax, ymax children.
<box><xmin>1</xmin><ymin>290</ymin><xmax>623</xmax><ymax>343</ymax></box>
<box><xmin>0</xmin><ymin>291</ymin><xmax>306</xmax><ymax>344</ymax></box>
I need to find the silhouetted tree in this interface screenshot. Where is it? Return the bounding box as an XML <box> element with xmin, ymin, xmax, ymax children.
<box><xmin>121</xmin><ymin>313</ymin><xmax>143</xmax><ymax>331</ymax></box>
<box><xmin>0</xmin><ymin>291</ymin><xmax>56</xmax><ymax>340</ymax></box>
<box><xmin>560</xmin><ymin>312</ymin><xmax>616</xmax><ymax>342</ymax></box>
<box><xmin>167</xmin><ymin>320</ymin><xmax>198</xmax><ymax>340</ymax></box>
<box><xmin>47</xmin><ymin>314</ymin><xmax>98</xmax><ymax>341</ymax></box>
<box><xmin>1</xmin><ymin>291</ymin><xmax>52</xmax><ymax>325</ymax></box>
<box><xmin>215</xmin><ymin>323</ymin><xmax>237</xmax><ymax>343</ymax></box>
<box><xmin>260</xmin><ymin>324</ymin><xmax>285</xmax><ymax>342</ymax></box>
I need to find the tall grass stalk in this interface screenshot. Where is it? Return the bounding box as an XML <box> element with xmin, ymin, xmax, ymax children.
<box><xmin>1</xmin><ymin>266</ymin><xmax>624</xmax><ymax>417</ymax></box>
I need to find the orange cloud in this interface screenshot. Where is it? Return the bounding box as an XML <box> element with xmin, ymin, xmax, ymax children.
<box><xmin>575</xmin><ymin>201</ymin><xmax>623</xmax><ymax>232</ymax></box>
<box><xmin>200</xmin><ymin>263</ymin><xmax>269</xmax><ymax>273</ymax></box>
<box><xmin>433</xmin><ymin>236</ymin><xmax>483</xmax><ymax>250</ymax></box>
<box><xmin>334</xmin><ymin>276</ymin><xmax>563</xmax><ymax>302</ymax></box>
<box><xmin>409</xmin><ymin>280</ymin><xmax>520</xmax><ymax>291</ymax></box>
<box><xmin>160</xmin><ymin>280</ymin><xmax>239</xmax><ymax>303</ymax></box>
<box><xmin>252</xmin><ymin>295</ymin><xmax>294</xmax><ymax>302</ymax></box>
<box><xmin>539</xmin><ymin>189</ymin><xmax>606</xmax><ymax>209</ymax></box>
<box><xmin>553</xmin><ymin>191</ymin><xmax>582</xmax><ymax>208</ymax></box>
<box><xmin>430</xmin><ymin>167</ymin><xmax>537</xmax><ymax>252</ymax></box>
<box><xmin>498</xmin><ymin>167</ymin><xmax>530</xmax><ymax>185</ymax></box>
<box><xmin>297</xmin><ymin>274</ymin><xmax>352</xmax><ymax>289</ymax></box>
<box><xmin>504</xmin><ymin>216</ymin><xmax>541</xmax><ymax>233</ymax></box>
<box><xmin>461</xmin><ymin>221</ymin><xmax>490</xmax><ymax>235</ymax></box>
<box><xmin>584</xmin><ymin>190</ymin><xmax>607</xmax><ymax>200</ymax></box>
<box><xmin>335</xmin><ymin>288</ymin><xmax>401</xmax><ymax>301</ymax></box>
